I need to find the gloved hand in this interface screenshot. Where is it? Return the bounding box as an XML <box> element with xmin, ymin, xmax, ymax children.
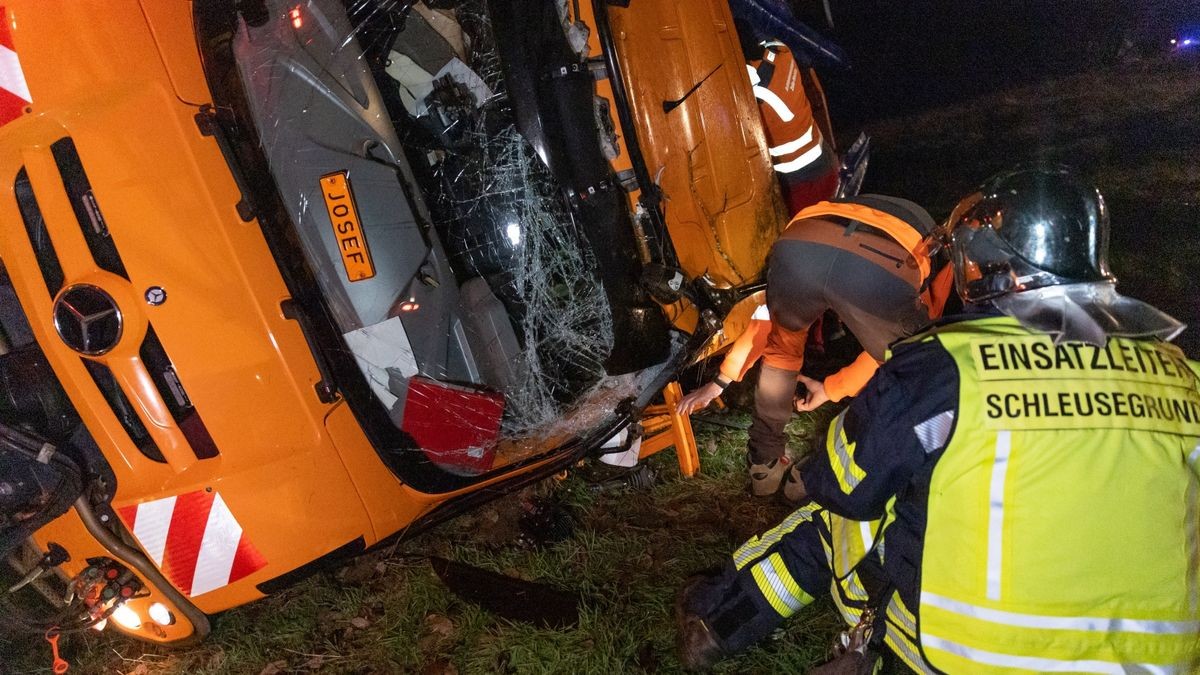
<box><xmin>675</xmin><ymin>381</ymin><xmax>723</xmax><ymax>416</ymax></box>
<box><xmin>794</xmin><ymin>373</ymin><xmax>829</xmax><ymax>412</ymax></box>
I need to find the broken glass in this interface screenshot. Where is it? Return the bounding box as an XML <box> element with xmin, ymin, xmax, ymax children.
<box><xmin>225</xmin><ymin>0</ymin><xmax>673</xmax><ymax>480</ymax></box>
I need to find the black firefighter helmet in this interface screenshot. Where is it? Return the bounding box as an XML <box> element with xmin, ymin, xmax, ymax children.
<box><xmin>939</xmin><ymin>165</ymin><xmax>1183</xmax><ymax>344</ymax></box>
<box><xmin>944</xmin><ymin>164</ymin><xmax>1113</xmax><ymax>303</ymax></box>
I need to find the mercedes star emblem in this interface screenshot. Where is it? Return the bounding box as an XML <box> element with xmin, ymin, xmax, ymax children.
<box><xmin>52</xmin><ymin>284</ymin><xmax>123</xmax><ymax>356</ymax></box>
<box><xmin>145</xmin><ymin>286</ymin><xmax>167</xmax><ymax>306</ymax></box>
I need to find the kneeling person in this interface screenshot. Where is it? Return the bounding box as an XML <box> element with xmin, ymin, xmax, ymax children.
<box><xmin>676</xmin><ymin>166</ymin><xmax>1200</xmax><ymax>672</ymax></box>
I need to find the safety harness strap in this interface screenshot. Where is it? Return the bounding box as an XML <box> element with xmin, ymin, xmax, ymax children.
<box><xmin>792</xmin><ymin>201</ymin><xmax>931</xmax><ymax>282</ymax></box>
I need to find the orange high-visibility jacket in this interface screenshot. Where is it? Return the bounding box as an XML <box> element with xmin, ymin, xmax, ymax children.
<box><xmin>717</xmin><ymin>197</ymin><xmax>957</xmax><ymax>402</ymax></box>
<box><xmin>747</xmin><ymin>44</ymin><xmax>826</xmax><ymax>176</ymax></box>
<box><xmin>719</xmin><ymin>266</ymin><xmax>952</xmax><ymax>402</ymax></box>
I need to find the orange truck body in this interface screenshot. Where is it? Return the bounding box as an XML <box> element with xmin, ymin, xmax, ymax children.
<box><xmin>1</xmin><ymin>0</ymin><xmax>786</xmax><ymax>643</ymax></box>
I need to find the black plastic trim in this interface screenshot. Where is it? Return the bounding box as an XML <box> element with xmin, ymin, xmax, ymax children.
<box><xmin>80</xmin><ymin>359</ymin><xmax>165</xmax><ymax>464</ymax></box>
<box><xmin>49</xmin><ymin>138</ymin><xmax>129</xmax><ymax>280</ymax></box>
<box><xmin>14</xmin><ymin>168</ymin><xmax>65</xmax><ymax>297</ymax></box>
<box><xmin>138</xmin><ymin>327</ymin><xmax>219</xmax><ymax>460</ymax></box>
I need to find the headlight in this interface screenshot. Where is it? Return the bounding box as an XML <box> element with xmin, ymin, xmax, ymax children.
<box><xmin>111</xmin><ymin>604</ymin><xmax>142</xmax><ymax>630</ymax></box>
<box><xmin>148</xmin><ymin>602</ymin><xmax>175</xmax><ymax>626</ymax></box>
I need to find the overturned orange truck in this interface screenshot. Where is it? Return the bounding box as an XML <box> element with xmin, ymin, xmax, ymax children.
<box><xmin>0</xmin><ymin>0</ymin><xmax>845</xmax><ymax>643</ymax></box>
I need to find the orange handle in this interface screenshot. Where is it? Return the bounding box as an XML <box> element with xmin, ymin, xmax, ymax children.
<box><xmin>45</xmin><ymin>627</ymin><xmax>69</xmax><ymax>674</ymax></box>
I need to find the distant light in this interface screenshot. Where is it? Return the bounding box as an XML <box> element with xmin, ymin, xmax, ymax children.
<box><xmin>148</xmin><ymin>602</ymin><xmax>175</xmax><ymax>626</ymax></box>
<box><xmin>1183</xmin><ymin>38</ymin><xmax>1195</xmax><ymax>47</ymax></box>
<box><xmin>1171</xmin><ymin>38</ymin><xmax>1178</xmax><ymax>45</ymax></box>
<box><xmin>111</xmin><ymin>604</ymin><xmax>142</xmax><ymax>630</ymax></box>
<box><xmin>505</xmin><ymin>222</ymin><xmax>521</xmax><ymax>247</ymax></box>
<box><xmin>290</xmin><ymin>6</ymin><xmax>303</xmax><ymax>29</ymax></box>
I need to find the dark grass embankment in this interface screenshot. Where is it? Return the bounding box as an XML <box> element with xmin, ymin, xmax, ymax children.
<box><xmin>853</xmin><ymin>56</ymin><xmax>1200</xmax><ymax>357</ymax></box>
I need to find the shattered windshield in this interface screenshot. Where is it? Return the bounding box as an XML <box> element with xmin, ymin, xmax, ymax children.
<box><xmin>221</xmin><ymin>0</ymin><xmax>675</xmax><ymax>481</ymax></box>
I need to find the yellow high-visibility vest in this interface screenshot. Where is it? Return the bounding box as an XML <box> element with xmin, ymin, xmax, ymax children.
<box><xmin>914</xmin><ymin>317</ymin><xmax>1200</xmax><ymax>673</ymax></box>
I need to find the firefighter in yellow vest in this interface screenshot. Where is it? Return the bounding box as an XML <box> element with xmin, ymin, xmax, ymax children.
<box><xmin>675</xmin><ymin>166</ymin><xmax>1200</xmax><ymax>672</ymax></box>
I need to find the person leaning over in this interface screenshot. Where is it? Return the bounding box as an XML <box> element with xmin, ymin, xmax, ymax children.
<box><xmin>675</xmin><ymin>165</ymin><xmax>1200</xmax><ymax>673</ymax></box>
<box><xmin>677</xmin><ymin>195</ymin><xmax>953</xmax><ymax>500</ymax></box>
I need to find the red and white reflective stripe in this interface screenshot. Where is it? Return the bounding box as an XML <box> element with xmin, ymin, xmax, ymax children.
<box><xmin>0</xmin><ymin>7</ymin><xmax>30</xmax><ymax>127</ymax></box>
<box><xmin>118</xmin><ymin>490</ymin><xmax>267</xmax><ymax>597</ymax></box>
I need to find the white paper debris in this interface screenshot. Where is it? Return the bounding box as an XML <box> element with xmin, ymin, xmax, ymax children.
<box><xmin>343</xmin><ymin>317</ymin><xmax>419</xmax><ymax>408</ymax></box>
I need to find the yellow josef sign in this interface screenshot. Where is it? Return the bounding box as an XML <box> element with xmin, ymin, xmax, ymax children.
<box><xmin>320</xmin><ymin>171</ymin><xmax>376</xmax><ymax>282</ymax></box>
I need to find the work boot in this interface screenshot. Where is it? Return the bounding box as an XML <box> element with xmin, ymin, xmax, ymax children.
<box><xmin>749</xmin><ymin>454</ymin><xmax>791</xmax><ymax>497</ymax></box>
<box><xmin>675</xmin><ymin>577</ymin><xmax>725</xmax><ymax>671</ymax></box>
<box><xmin>781</xmin><ymin>458</ymin><xmax>810</xmax><ymax>504</ymax></box>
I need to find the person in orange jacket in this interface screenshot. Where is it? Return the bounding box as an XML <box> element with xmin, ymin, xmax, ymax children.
<box><xmin>677</xmin><ymin>196</ymin><xmax>954</xmax><ymax>499</ymax></box>
<box><xmin>744</xmin><ymin>36</ymin><xmax>840</xmax><ymax>214</ymax></box>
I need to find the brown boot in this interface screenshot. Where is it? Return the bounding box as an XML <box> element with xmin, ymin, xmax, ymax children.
<box><xmin>675</xmin><ymin>577</ymin><xmax>726</xmax><ymax>671</ymax></box>
<box><xmin>749</xmin><ymin>454</ymin><xmax>792</xmax><ymax>497</ymax></box>
<box><xmin>781</xmin><ymin>460</ymin><xmax>809</xmax><ymax>504</ymax></box>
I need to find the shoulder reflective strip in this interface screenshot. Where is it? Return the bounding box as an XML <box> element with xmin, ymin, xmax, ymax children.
<box><xmin>1189</xmin><ymin>441</ymin><xmax>1200</xmax><ymax>468</ymax></box>
<box><xmin>885</xmin><ymin>624</ymin><xmax>937</xmax><ymax>674</ymax></box>
<box><xmin>768</xmin><ymin>125</ymin><xmax>815</xmax><ymax>157</ymax></box>
<box><xmin>773</xmin><ymin>143</ymin><xmax>823</xmax><ymax>173</ymax></box>
<box><xmin>887</xmin><ymin>597</ymin><xmax>918</xmax><ymax>635</ymax></box>
<box><xmin>746</xmin><ymin>63</ymin><xmax>761</xmax><ymax>86</ymax></box>
<box><xmin>914</xmin><ymin>410</ymin><xmax>955</xmax><ymax>454</ymax></box>
<box><xmin>733</xmin><ymin>504</ymin><xmax>819</xmax><ymax>570</ymax></box>
<box><xmin>752</xmin><ymin>85</ymin><xmax>795</xmax><ymax>123</ymax></box>
<box><xmin>751</xmin><ymin>553</ymin><xmax>811</xmax><ymax>616</ymax></box>
<box><xmin>987</xmin><ymin>430</ymin><xmax>1012</xmax><ymax>600</ymax></box>
<box><xmin>751</xmin><ymin>303</ymin><xmax>770</xmax><ymax>321</ymax></box>
<box><xmin>827</xmin><ymin>412</ymin><xmax>866</xmax><ymax>494</ymax></box>
<box><xmin>920</xmin><ymin>633</ymin><xmax>1182</xmax><ymax>674</ymax></box>
<box><xmin>921</xmin><ymin>591</ymin><xmax>1200</xmax><ymax>634</ymax></box>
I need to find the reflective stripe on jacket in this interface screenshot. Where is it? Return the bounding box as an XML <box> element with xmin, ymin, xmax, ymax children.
<box><xmin>917</xmin><ymin>317</ymin><xmax>1200</xmax><ymax>673</ymax></box>
<box><xmin>801</xmin><ymin>315</ymin><xmax>1200</xmax><ymax>673</ymax></box>
<box><xmin>746</xmin><ymin>45</ymin><xmax>824</xmax><ymax>175</ymax></box>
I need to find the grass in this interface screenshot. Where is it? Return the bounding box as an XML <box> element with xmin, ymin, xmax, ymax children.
<box><xmin>10</xmin><ymin>407</ymin><xmax>842</xmax><ymax>675</ymax></box>
<box><xmin>7</xmin><ymin>56</ymin><xmax>1198</xmax><ymax>675</ymax></box>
